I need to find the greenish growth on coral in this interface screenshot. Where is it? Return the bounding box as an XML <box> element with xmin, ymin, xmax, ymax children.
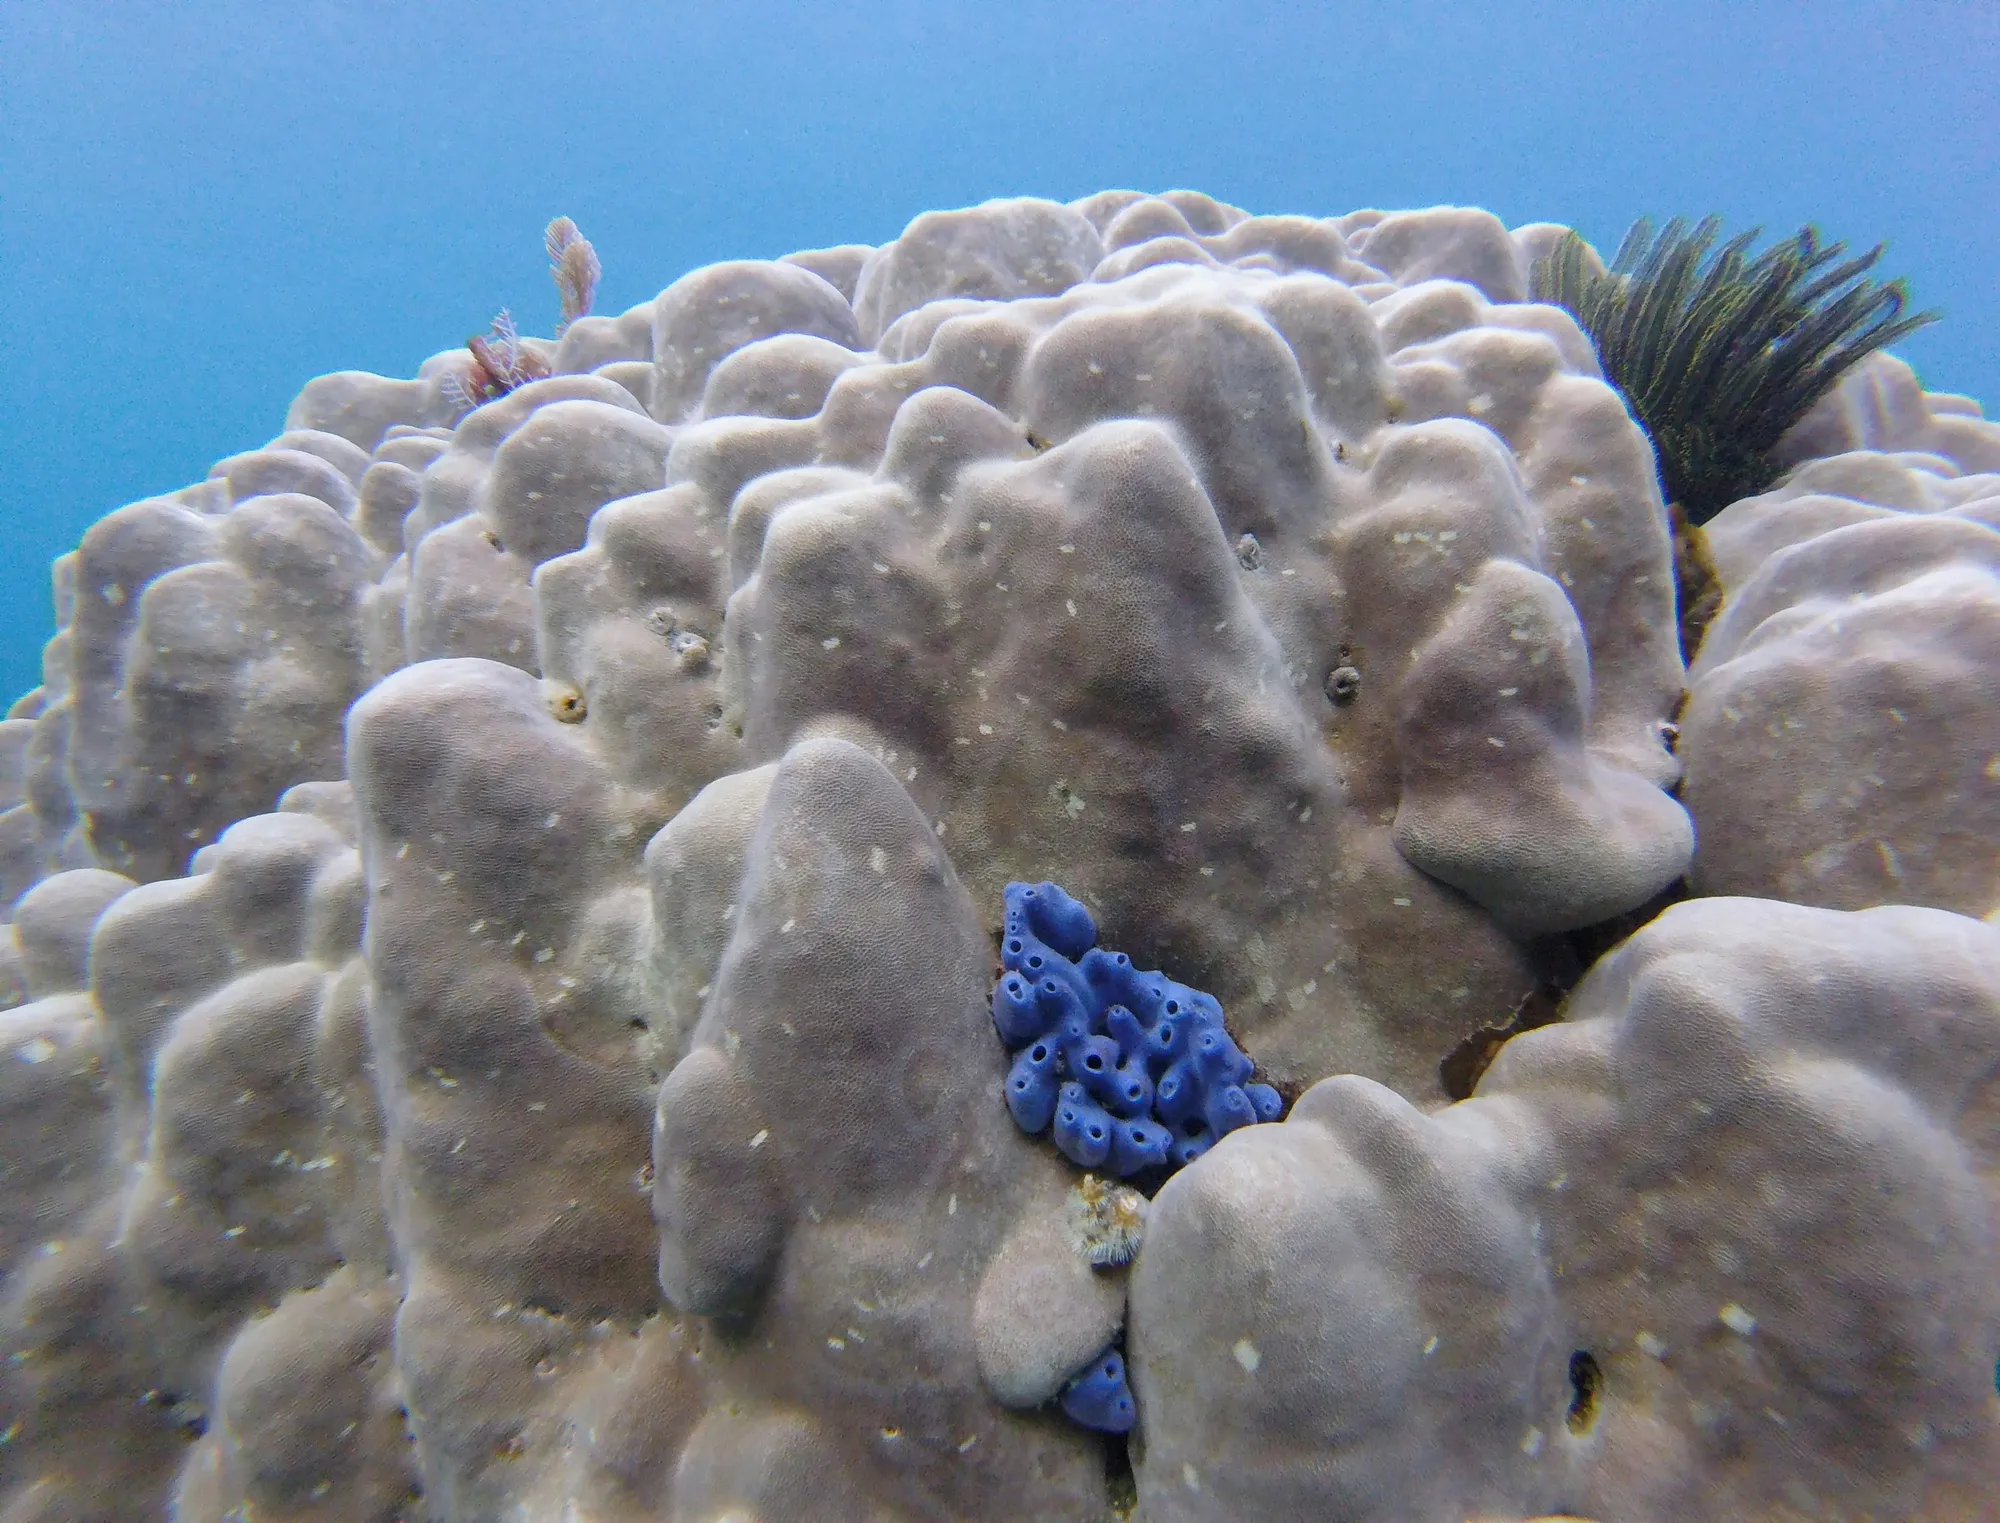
<box><xmin>1533</xmin><ymin>217</ymin><xmax>1939</xmax><ymax>526</ymax></box>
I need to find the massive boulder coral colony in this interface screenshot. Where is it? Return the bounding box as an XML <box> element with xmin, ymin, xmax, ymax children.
<box><xmin>1</xmin><ymin>192</ymin><xmax>1994</xmax><ymax>1523</ymax></box>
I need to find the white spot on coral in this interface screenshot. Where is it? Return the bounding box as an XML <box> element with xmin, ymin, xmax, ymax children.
<box><xmin>1233</xmin><ymin>1339</ymin><xmax>1261</xmax><ymax>1373</ymax></box>
<box><xmin>749</xmin><ymin>1130</ymin><xmax>769</xmax><ymax>1150</ymax></box>
<box><xmin>1520</xmin><ymin>1425</ymin><xmax>1544</xmax><ymax>1456</ymax></box>
<box><xmin>780</xmin><ymin>918</ymin><xmax>795</xmax><ymax>934</ymax></box>
<box><xmin>1392</xmin><ymin>895</ymin><xmax>1412</xmax><ymax>907</ymax></box>
<box><xmin>978</xmin><ymin>724</ymin><xmax>993</xmax><ymax>735</ymax></box>
<box><xmin>822</xmin><ymin>636</ymin><xmax>841</xmax><ymax>650</ymax></box>
<box><xmin>1487</xmin><ymin>735</ymin><xmax>1506</xmax><ymax>747</ymax></box>
<box><xmin>1183</xmin><ymin>1463</ymin><xmax>1200</xmax><ymax>1490</ymax></box>
<box><xmin>1635</xmin><ymin>1331</ymin><xmax>1668</xmax><ymax>1358</ymax></box>
<box><xmin>1719</xmin><ymin>1303</ymin><xmax>1757</xmax><ymax>1335</ymax></box>
<box><xmin>1179</xmin><ymin>821</ymin><xmax>1197</xmax><ymax>833</ymax></box>
<box><xmin>869</xmin><ymin>846</ymin><xmax>887</xmax><ymax>874</ymax></box>
<box><xmin>534</xmin><ymin>948</ymin><xmax>554</xmax><ymax>963</ymax></box>
<box><xmin>1497</xmin><ymin>686</ymin><xmax>1519</xmax><ymax>697</ymax></box>
<box><xmin>947</xmin><ymin>1193</ymin><xmax>957</xmax><ymax>1215</ymax></box>
<box><xmin>1199</xmin><ymin>865</ymin><xmax>1215</xmax><ymax>876</ymax></box>
<box><xmin>1066</xmin><ymin>599</ymin><xmax>1078</xmax><ymax>617</ymax></box>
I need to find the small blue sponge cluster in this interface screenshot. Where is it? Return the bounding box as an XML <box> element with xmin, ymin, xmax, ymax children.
<box><xmin>994</xmin><ymin>881</ymin><xmax>1282</xmax><ymax>1175</ymax></box>
<box><xmin>1062</xmin><ymin>1348</ymin><xmax>1136</xmax><ymax>1433</ymax></box>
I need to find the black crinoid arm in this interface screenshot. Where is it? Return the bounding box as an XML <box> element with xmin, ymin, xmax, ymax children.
<box><xmin>1534</xmin><ymin>215</ymin><xmax>1939</xmax><ymax>525</ymax></box>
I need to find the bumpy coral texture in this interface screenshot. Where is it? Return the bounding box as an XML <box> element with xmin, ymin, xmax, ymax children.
<box><xmin>1129</xmin><ymin>898</ymin><xmax>2000</xmax><ymax>1523</ymax></box>
<box><xmin>6</xmin><ymin>192</ymin><xmax>1712</xmax><ymax>1108</ymax></box>
<box><xmin>1</xmin><ymin>191</ymin><xmax>1996</xmax><ymax>1522</ymax></box>
<box><xmin>1683</xmin><ymin>375</ymin><xmax>2000</xmax><ymax>921</ymax></box>
<box><xmin>1</xmin><ymin>792</ymin><xmax>413</xmax><ymax>1523</ymax></box>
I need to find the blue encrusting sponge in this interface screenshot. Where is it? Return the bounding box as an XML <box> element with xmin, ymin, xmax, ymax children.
<box><xmin>1061</xmin><ymin>1348</ymin><xmax>1137</xmax><ymax>1433</ymax></box>
<box><xmin>995</xmin><ymin>881</ymin><xmax>1284</xmax><ymax>1175</ymax></box>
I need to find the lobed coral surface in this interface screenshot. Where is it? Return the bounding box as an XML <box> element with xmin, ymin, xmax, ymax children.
<box><xmin>1</xmin><ymin>191</ymin><xmax>1996</xmax><ymax>1523</ymax></box>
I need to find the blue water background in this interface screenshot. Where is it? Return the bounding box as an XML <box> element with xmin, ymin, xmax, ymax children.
<box><xmin>2</xmin><ymin>1</ymin><xmax>1994</xmax><ymax>703</ymax></box>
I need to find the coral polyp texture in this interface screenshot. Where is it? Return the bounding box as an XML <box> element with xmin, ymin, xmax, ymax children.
<box><xmin>1</xmin><ymin>191</ymin><xmax>1995</xmax><ymax>1522</ymax></box>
